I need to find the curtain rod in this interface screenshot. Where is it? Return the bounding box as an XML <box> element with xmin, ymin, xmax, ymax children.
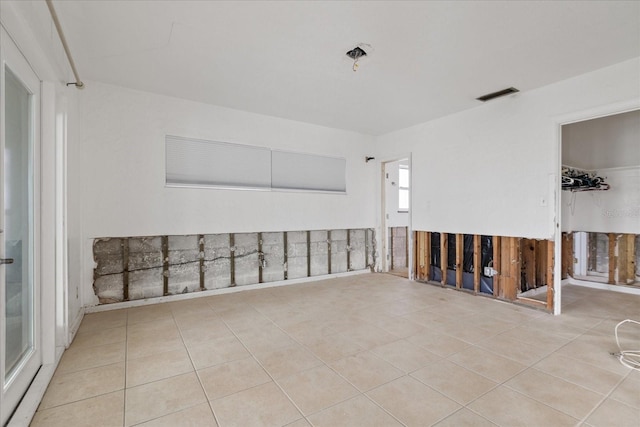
<box><xmin>45</xmin><ymin>0</ymin><xmax>84</xmax><ymax>88</ymax></box>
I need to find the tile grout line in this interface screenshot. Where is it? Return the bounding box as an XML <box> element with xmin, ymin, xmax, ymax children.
<box><xmin>170</xmin><ymin>306</ymin><xmax>223</xmax><ymax>427</ymax></box>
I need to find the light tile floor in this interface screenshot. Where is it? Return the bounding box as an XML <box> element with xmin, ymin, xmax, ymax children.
<box><xmin>31</xmin><ymin>274</ymin><xmax>640</xmax><ymax>426</ymax></box>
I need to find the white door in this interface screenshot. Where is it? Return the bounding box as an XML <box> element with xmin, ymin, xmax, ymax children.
<box><xmin>1</xmin><ymin>27</ymin><xmax>42</xmax><ymax>425</ymax></box>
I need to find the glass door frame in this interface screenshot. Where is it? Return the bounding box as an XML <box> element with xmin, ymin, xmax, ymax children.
<box><xmin>0</xmin><ymin>25</ymin><xmax>42</xmax><ymax>426</ymax></box>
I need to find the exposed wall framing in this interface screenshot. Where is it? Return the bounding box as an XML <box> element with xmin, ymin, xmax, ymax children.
<box><xmin>567</xmin><ymin>232</ymin><xmax>639</xmax><ymax>286</ymax></box>
<box><xmin>414</xmin><ymin>231</ymin><xmax>555</xmax><ymax>312</ymax></box>
<box><xmin>93</xmin><ymin>228</ymin><xmax>375</xmax><ymax>304</ymax></box>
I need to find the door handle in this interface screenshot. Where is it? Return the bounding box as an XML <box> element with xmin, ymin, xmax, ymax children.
<box><xmin>0</xmin><ymin>258</ymin><xmax>14</xmax><ymax>265</ymax></box>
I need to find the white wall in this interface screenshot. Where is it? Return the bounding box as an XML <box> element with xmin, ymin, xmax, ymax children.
<box><xmin>563</xmin><ymin>167</ymin><xmax>639</xmax><ymax>234</ymax></box>
<box><xmin>78</xmin><ymin>81</ymin><xmax>377</xmax><ymax>306</ymax></box>
<box><xmin>374</xmin><ymin>58</ymin><xmax>640</xmax><ymax>240</ymax></box>
<box><xmin>562</xmin><ymin>110</ymin><xmax>640</xmax><ymax>234</ymax></box>
<box><xmin>562</xmin><ymin>110</ymin><xmax>640</xmax><ymax>170</ymax></box>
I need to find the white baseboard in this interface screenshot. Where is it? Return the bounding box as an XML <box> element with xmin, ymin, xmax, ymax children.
<box><xmin>567</xmin><ymin>277</ymin><xmax>640</xmax><ymax>295</ymax></box>
<box><xmin>85</xmin><ymin>269</ymin><xmax>371</xmax><ymax>313</ymax></box>
<box><xmin>67</xmin><ymin>307</ymin><xmax>85</xmax><ymax>344</ymax></box>
<box><xmin>7</xmin><ymin>347</ymin><xmax>64</xmax><ymax>427</ymax></box>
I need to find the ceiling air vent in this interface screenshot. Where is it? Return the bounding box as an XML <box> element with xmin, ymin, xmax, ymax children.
<box><xmin>476</xmin><ymin>87</ymin><xmax>519</xmax><ymax>102</ymax></box>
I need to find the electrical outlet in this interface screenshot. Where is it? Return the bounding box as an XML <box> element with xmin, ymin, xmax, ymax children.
<box><xmin>484</xmin><ymin>266</ymin><xmax>498</xmax><ymax>277</ymax></box>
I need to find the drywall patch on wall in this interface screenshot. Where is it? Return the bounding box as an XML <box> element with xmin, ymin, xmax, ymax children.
<box><xmin>93</xmin><ymin>228</ymin><xmax>375</xmax><ymax>304</ymax></box>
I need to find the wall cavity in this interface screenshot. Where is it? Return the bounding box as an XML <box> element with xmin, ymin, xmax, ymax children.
<box><xmin>93</xmin><ymin>228</ymin><xmax>375</xmax><ymax>304</ymax></box>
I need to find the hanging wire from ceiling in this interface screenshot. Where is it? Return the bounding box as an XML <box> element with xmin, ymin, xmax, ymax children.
<box><xmin>346</xmin><ymin>44</ymin><xmax>371</xmax><ymax>72</ymax></box>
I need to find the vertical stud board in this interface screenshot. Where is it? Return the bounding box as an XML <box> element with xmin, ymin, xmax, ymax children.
<box><xmin>546</xmin><ymin>239</ymin><xmax>554</xmax><ymax>311</ymax></box>
<box><xmin>627</xmin><ymin>235</ymin><xmax>636</xmax><ymax>283</ymax></box>
<box><xmin>234</xmin><ymin>233</ymin><xmax>260</xmax><ymax>286</ymax></box>
<box><xmin>122</xmin><ymin>238</ymin><xmax>130</xmax><ymax>301</ymax></box>
<box><xmin>498</xmin><ymin>237</ymin><xmax>519</xmax><ymax>301</ymax></box>
<box><xmin>561</xmin><ymin>233</ymin><xmax>574</xmax><ymax>279</ymax></box>
<box><xmin>310</xmin><ymin>230</ymin><xmax>329</xmax><ymax>276</ymax></box>
<box><xmin>346</xmin><ymin>229</ymin><xmax>351</xmax><ymax>271</ymax></box>
<box><xmin>455</xmin><ymin>234</ymin><xmax>463</xmax><ymax>289</ymax></box>
<box><xmin>473</xmin><ymin>235</ymin><xmax>481</xmax><ymax>293</ymax></box>
<box><xmin>492</xmin><ymin>235</ymin><xmax>500</xmax><ymax>297</ymax></box>
<box><xmin>330</xmin><ymin>229</ymin><xmax>348</xmax><ymax>273</ymax></box>
<box><xmin>129</xmin><ymin>236</ymin><xmax>163</xmax><ymax>300</ymax></box>
<box><xmin>168</xmin><ymin>235</ymin><xmax>200</xmax><ymax>295</ymax></box>
<box><xmin>521</xmin><ymin>239</ymin><xmax>537</xmax><ymax>291</ymax></box>
<box><xmin>262</xmin><ymin>232</ymin><xmax>285</xmax><ymax>282</ymax></box>
<box><xmin>283</xmin><ymin>232</ymin><xmax>288</xmax><ymax>280</ymax></box>
<box><xmin>608</xmin><ymin>233</ymin><xmax>617</xmax><ymax>284</ymax></box>
<box><xmin>162</xmin><ymin>236</ymin><xmax>169</xmax><ymax>295</ymax></box>
<box><xmin>440</xmin><ymin>233</ymin><xmax>448</xmax><ymax>287</ymax></box>
<box><xmin>93</xmin><ymin>238</ymin><xmax>124</xmax><ymax>304</ymax></box>
<box><xmin>198</xmin><ymin>235</ymin><xmax>205</xmax><ymax>291</ymax></box>
<box><xmin>535</xmin><ymin>239</ymin><xmax>548</xmax><ymax>288</ymax></box>
<box><xmin>414</xmin><ymin>231</ymin><xmax>424</xmax><ymax>280</ymax></box>
<box><xmin>389</xmin><ymin>227</ymin><xmax>394</xmax><ymax>270</ymax></box>
<box><xmin>327</xmin><ymin>230</ymin><xmax>332</xmax><ymax>274</ymax></box>
<box><xmin>229</xmin><ymin>233</ymin><xmax>236</xmax><ymax>286</ymax></box>
<box><xmin>203</xmin><ymin>234</ymin><xmax>231</xmax><ymax>290</ymax></box>
<box><xmin>258</xmin><ymin>232</ymin><xmax>264</xmax><ymax>283</ymax></box>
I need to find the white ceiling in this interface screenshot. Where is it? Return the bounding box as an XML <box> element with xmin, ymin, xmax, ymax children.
<box><xmin>53</xmin><ymin>1</ymin><xmax>640</xmax><ymax>135</ymax></box>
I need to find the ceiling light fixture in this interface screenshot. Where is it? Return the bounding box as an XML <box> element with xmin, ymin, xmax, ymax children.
<box><xmin>346</xmin><ymin>44</ymin><xmax>371</xmax><ymax>72</ymax></box>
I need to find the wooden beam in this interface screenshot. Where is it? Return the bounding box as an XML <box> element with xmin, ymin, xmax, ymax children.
<box><xmin>567</xmin><ymin>232</ymin><xmax>574</xmax><ymax>278</ymax></box>
<box><xmin>536</xmin><ymin>239</ymin><xmax>547</xmax><ymax>287</ymax></box>
<box><xmin>122</xmin><ymin>238</ymin><xmax>129</xmax><ymax>301</ymax></box>
<box><xmin>258</xmin><ymin>232</ymin><xmax>263</xmax><ymax>284</ymax></box>
<box><xmin>405</xmin><ymin>226</ymin><xmax>409</xmax><ymax>270</ymax></box>
<box><xmin>608</xmin><ymin>233</ymin><xmax>616</xmax><ymax>285</ymax></box>
<box><xmin>327</xmin><ymin>230</ymin><xmax>332</xmax><ymax>274</ymax></box>
<box><xmin>425</xmin><ymin>232</ymin><xmax>431</xmax><ymax>280</ymax></box>
<box><xmin>283</xmin><ymin>232</ymin><xmax>288</xmax><ymax>280</ymax></box>
<box><xmin>441</xmin><ymin>233</ymin><xmax>448</xmax><ymax>287</ymax></box>
<box><xmin>307</xmin><ymin>230</ymin><xmax>311</xmax><ymax>277</ymax></box>
<box><xmin>162</xmin><ymin>236</ymin><xmax>169</xmax><ymax>295</ymax></box>
<box><xmin>198</xmin><ymin>234</ymin><xmax>205</xmax><ymax>291</ymax></box>
<box><xmin>390</xmin><ymin>227</ymin><xmax>395</xmax><ymax>271</ymax></box>
<box><xmin>546</xmin><ymin>239</ymin><xmax>554</xmax><ymax>311</ymax></box>
<box><xmin>588</xmin><ymin>232</ymin><xmax>598</xmax><ymax>272</ymax></box>
<box><xmin>229</xmin><ymin>233</ymin><xmax>236</xmax><ymax>287</ymax></box>
<box><xmin>561</xmin><ymin>233</ymin><xmax>574</xmax><ymax>280</ymax></box>
<box><xmin>346</xmin><ymin>229</ymin><xmax>351</xmax><ymax>272</ymax></box>
<box><xmin>455</xmin><ymin>234</ymin><xmax>463</xmax><ymax>289</ymax></box>
<box><xmin>521</xmin><ymin>239</ymin><xmax>536</xmax><ymax>291</ymax></box>
<box><xmin>493</xmin><ymin>235</ymin><xmax>500</xmax><ymax>297</ymax></box>
<box><xmin>506</xmin><ymin>237</ymin><xmax>520</xmax><ymax>300</ymax></box>
<box><xmin>473</xmin><ymin>235</ymin><xmax>481</xmax><ymax>294</ymax></box>
<box><xmin>627</xmin><ymin>234</ymin><xmax>636</xmax><ymax>284</ymax></box>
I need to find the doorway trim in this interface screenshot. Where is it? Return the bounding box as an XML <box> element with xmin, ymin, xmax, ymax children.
<box><xmin>380</xmin><ymin>154</ymin><xmax>413</xmax><ymax>278</ymax></box>
<box><xmin>553</xmin><ymin>98</ymin><xmax>640</xmax><ymax>315</ymax></box>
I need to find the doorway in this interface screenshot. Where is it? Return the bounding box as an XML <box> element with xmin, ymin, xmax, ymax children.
<box><xmin>1</xmin><ymin>27</ymin><xmax>42</xmax><ymax>425</ymax></box>
<box><xmin>382</xmin><ymin>158</ymin><xmax>410</xmax><ymax>278</ymax></box>
<box><xmin>559</xmin><ymin>108</ymin><xmax>640</xmax><ymax>304</ymax></box>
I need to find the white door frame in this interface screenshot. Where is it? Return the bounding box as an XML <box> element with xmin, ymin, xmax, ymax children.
<box><xmin>0</xmin><ymin>25</ymin><xmax>42</xmax><ymax>425</ymax></box>
<box><xmin>380</xmin><ymin>155</ymin><xmax>412</xmax><ymax>277</ymax></box>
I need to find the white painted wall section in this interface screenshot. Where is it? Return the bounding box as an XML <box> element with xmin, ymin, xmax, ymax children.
<box><xmin>374</xmin><ymin>58</ymin><xmax>640</xmax><ymax>239</ymax></box>
<box><xmin>78</xmin><ymin>82</ymin><xmax>377</xmax><ymax>306</ymax></box>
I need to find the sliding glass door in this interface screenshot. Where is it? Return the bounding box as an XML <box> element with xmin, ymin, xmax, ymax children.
<box><xmin>1</xmin><ymin>26</ymin><xmax>41</xmax><ymax>425</ymax></box>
